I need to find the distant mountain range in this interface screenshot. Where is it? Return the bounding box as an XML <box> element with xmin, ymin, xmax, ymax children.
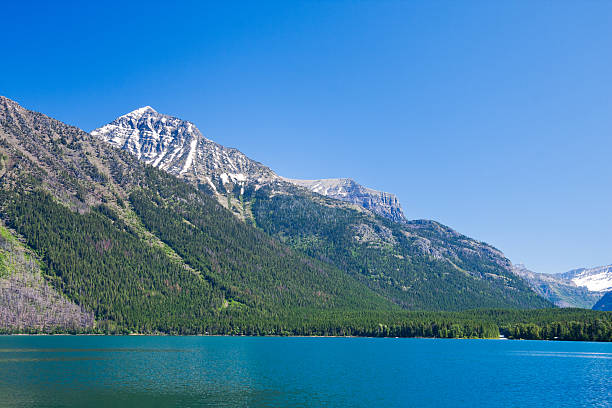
<box><xmin>558</xmin><ymin>265</ymin><xmax>612</xmax><ymax>292</ymax></box>
<box><xmin>513</xmin><ymin>264</ymin><xmax>611</xmax><ymax>309</ymax></box>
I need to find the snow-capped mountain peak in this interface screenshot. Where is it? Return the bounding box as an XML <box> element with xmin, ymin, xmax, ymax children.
<box><xmin>91</xmin><ymin>107</ymin><xmax>407</xmax><ymax>222</ymax></box>
<box><xmin>128</xmin><ymin>106</ymin><xmax>157</xmax><ymax>117</ymax></box>
<box><xmin>91</xmin><ymin>109</ymin><xmax>277</xmax><ymax>195</ymax></box>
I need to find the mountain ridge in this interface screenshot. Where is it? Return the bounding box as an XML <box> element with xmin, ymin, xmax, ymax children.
<box><xmin>91</xmin><ymin>107</ymin><xmax>407</xmax><ymax>222</ymax></box>
<box><xmin>512</xmin><ymin>263</ymin><xmax>610</xmax><ymax>308</ymax></box>
<box><xmin>593</xmin><ymin>291</ymin><xmax>612</xmax><ymax>311</ymax></box>
<box><xmin>512</xmin><ymin>264</ymin><xmax>598</xmax><ymax>308</ymax></box>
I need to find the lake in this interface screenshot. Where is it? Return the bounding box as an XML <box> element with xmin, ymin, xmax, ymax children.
<box><xmin>0</xmin><ymin>336</ymin><xmax>610</xmax><ymax>407</ymax></box>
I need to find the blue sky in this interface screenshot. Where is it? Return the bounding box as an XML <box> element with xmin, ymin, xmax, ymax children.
<box><xmin>2</xmin><ymin>1</ymin><xmax>611</xmax><ymax>274</ymax></box>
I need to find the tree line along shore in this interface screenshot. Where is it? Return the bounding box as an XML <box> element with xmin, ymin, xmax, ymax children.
<box><xmin>2</xmin><ymin>309</ymin><xmax>611</xmax><ymax>342</ymax></box>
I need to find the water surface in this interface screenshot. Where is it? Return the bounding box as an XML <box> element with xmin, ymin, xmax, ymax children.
<box><xmin>0</xmin><ymin>336</ymin><xmax>610</xmax><ymax>407</ymax></box>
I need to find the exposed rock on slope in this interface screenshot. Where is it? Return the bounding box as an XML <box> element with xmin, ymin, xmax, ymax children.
<box><xmin>285</xmin><ymin>178</ymin><xmax>406</xmax><ymax>222</ymax></box>
<box><xmin>91</xmin><ymin>107</ymin><xmax>277</xmax><ymax>198</ymax></box>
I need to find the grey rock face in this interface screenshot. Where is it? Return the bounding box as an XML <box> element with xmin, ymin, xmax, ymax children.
<box><xmin>91</xmin><ymin>107</ymin><xmax>277</xmax><ymax>197</ymax></box>
<box><xmin>285</xmin><ymin>178</ymin><xmax>406</xmax><ymax>222</ymax></box>
<box><xmin>92</xmin><ymin>107</ymin><xmax>408</xmax><ymax>222</ymax></box>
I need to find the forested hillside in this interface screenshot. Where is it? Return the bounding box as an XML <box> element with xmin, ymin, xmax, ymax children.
<box><xmin>250</xmin><ymin>187</ymin><xmax>551</xmax><ymax>310</ymax></box>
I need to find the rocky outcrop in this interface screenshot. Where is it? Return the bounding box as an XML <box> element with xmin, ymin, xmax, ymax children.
<box><xmin>285</xmin><ymin>178</ymin><xmax>406</xmax><ymax>222</ymax></box>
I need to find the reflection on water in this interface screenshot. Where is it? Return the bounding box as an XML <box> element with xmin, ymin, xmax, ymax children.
<box><xmin>512</xmin><ymin>351</ymin><xmax>612</xmax><ymax>359</ymax></box>
<box><xmin>0</xmin><ymin>348</ymin><xmax>187</xmax><ymax>353</ymax></box>
<box><xmin>0</xmin><ymin>336</ymin><xmax>610</xmax><ymax>408</ymax></box>
<box><xmin>0</xmin><ymin>356</ymin><xmax>108</xmax><ymax>363</ymax></box>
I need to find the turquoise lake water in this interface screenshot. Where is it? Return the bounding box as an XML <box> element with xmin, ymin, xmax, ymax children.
<box><xmin>0</xmin><ymin>336</ymin><xmax>610</xmax><ymax>407</ymax></box>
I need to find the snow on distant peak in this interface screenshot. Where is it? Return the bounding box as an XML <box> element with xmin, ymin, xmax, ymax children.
<box><xmin>570</xmin><ymin>267</ymin><xmax>612</xmax><ymax>292</ymax></box>
<box><xmin>561</xmin><ymin>265</ymin><xmax>612</xmax><ymax>292</ymax></box>
<box><xmin>124</xmin><ymin>106</ymin><xmax>157</xmax><ymax>118</ymax></box>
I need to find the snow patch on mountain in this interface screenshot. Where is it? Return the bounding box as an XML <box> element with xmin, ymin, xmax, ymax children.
<box><xmin>560</xmin><ymin>265</ymin><xmax>612</xmax><ymax>292</ymax></box>
<box><xmin>181</xmin><ymin>137</ymin><xmax>198</xmax><ymax>175</ymax></box>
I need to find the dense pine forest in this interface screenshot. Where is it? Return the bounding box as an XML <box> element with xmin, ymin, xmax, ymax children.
<box><xmin>2</xmin><ymin>306</ymin><xmax>611</xmax><ymax>342</ymax></box>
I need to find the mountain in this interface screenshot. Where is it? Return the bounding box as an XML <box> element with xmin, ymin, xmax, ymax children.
<box><xmin>284</xmin><ymin>178</ymin><xmax>406</xmax><ymax>222</ymax></box>
<box><xmin>0</xmin><ymin>95</ymin><xmax>395</xmax><ymax>333</ymax></box>
<box><xmin>92</xmin><ymin>106</ymin><xmax>551</xmax><ymax>310</ymax></box>
<box><xmin>91</xmin><ymin>107</ymin><xmax>407</xmax><ymax>222</ymax></box>
<box><xmin>512</xmin><ymin>264</ymin><xmax>602</xmax><ymax>308</ymax></box>
<box><xmin>593</xmin><ymin>291</ymin><xmax>612</xmax><ymax>311</ymax></box>
<box><xmin>90</xmin><ymin>106</ymin><xmax>277</xmax><ymax>217</ymax></box>
<box><xmin>559</xmin><ymin>265</ymin><xmax>612</xmax><ymax>292</ymax></box>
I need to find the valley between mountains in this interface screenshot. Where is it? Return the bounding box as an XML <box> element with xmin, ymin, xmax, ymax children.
<box><xmin>0</xmin><ymin>96</ymin><xmax>610</xmax><ymax>340</ymax></box>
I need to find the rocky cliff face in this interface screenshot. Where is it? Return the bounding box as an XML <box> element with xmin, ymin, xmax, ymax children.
<box><xmin>91</xmin><ymin>108</ymin><xmax>408</xmax><ymax>222</ymax></box>
<box><xmin>284</xmin><ymin>178</ymin><xmax>406</xmax><ymax>222</ymax></box>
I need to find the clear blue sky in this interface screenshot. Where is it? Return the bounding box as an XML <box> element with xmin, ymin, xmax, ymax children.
<box><xmin>2</xmin><ymin>1</ymin><xmax>611</xmax><ymax>274</ymax></box>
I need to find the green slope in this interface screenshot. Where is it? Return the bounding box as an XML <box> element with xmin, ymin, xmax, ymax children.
<box><xmin>129</xmin><ymin>172</ymin><xmax>392</xmax><ymax>311</ymax></box>
<box><xmin>0</xmin><ymin>222</ymin><xmax>94</xmax><ymax>333</ymax></box>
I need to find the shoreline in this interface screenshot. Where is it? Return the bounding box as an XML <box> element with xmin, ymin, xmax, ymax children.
<box><xmin>1</xmin><ymin>333</ymin><xmax>597</xmax><ymax>342</ymax></box>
